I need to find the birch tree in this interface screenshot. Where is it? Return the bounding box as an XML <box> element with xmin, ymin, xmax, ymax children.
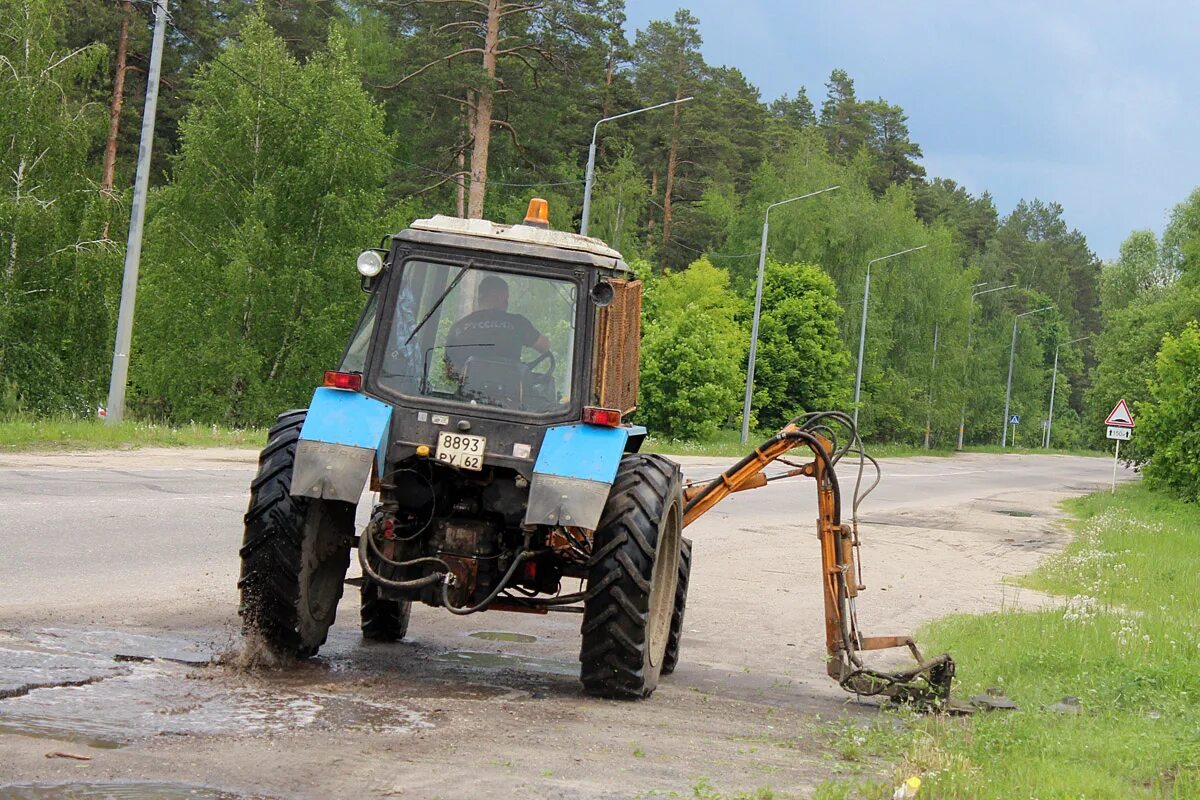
<box><xmin>135</xmin><ymin>16</ymin><xmax>392</xmax><ymax>423</ymax></box>
<box><xmin>0</xmin><ymin>0</ymin><xmax>108</xmax><ymax>411</ymax></box>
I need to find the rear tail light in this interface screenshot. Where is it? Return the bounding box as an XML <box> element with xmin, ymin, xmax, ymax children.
<box><xmin>582</xmin><ymin>406</ymin><xmax>622</xmax><ymax>427</ymax></box>
<box><xmin>323</xmin><ymin>370</ymin><xmax>362</xmax><ymax>391</ymax></box>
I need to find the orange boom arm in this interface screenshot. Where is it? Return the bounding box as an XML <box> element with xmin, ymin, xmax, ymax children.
<box><xmin>680</xmin><ymin>420</ymin><xmax>955</xmax><ymax>707</ymax></box>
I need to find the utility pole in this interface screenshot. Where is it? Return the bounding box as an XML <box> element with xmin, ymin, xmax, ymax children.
<box><xmin>957</xmin><ymin>283</ymin><xmax>1015</xmax><ymax>450</ymax></box>
<box><xmin>852</xmin><ymin>245</ymin><xmax>926</xmax><ymax>431</ymax></box>
<box><xmin>1044</xmin><ymin>335</ymin><xmax>1090</xmax><ymax>448</ymax></box>
<box><xmin>739</xmin><ymin>186</ymin><xmax>840</xmax><ymax>443</ymax></box>
<box><xmin>105</xmin><ymin>0</ymin><xmax>168</xmax><ymax>424</ymax></box>
<box><xmin>1001</xmin><ymin>306</ymin><xmax>1052</xmax><ymax>447</ymax></box>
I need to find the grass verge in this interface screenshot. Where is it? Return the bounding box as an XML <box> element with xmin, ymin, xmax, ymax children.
<box><xmin>0</xmin><ymin>418</ymin><xmax>1110</xmax><ymax>461</ymax></box>
<box><xmin>641</xmin><ymin>429</ymin><xmax>1103</xmax><ymax>460</ymax></box>
<box><xmin>0</xmin><ymin>417</ymin><xmax>265</xmax><ymax>452</ymax></box>
<box><xmin>816</xmin><ymin>483</ymin><xmax>1200</xmax><ymax>799</ymax></box>
<box><xmin>642</xmin><ymin>429</ymin><xmax>959</xmax><ymax>459</ymax></box>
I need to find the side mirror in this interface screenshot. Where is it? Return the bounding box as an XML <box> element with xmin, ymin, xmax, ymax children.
<box><xmin>590</xmin><ymin>279</ymin><xmax>614</xmax><ymax>308</ymax></box>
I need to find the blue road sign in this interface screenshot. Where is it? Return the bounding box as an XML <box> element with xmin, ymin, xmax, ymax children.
<box><xmin>1009</xmin><ymin>414</ymin><xmax>1020</xmax><ymax>425</ymax></box>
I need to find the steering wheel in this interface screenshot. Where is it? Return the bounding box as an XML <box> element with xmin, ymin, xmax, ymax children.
<box><xmin>522</xmin><ymin>349</ymin><xmax>556</xmax><ymax>395</ymax></box>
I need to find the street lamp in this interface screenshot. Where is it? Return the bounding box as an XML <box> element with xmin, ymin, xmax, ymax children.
<box><xmin>1001</xmin><ymin>305</ymin><xmax>1053</xmax><ymax>447</ymax></box>
<box><xmin>851</xmin><ymin>245</ymin><xmax>927</xmax><ymax>430</ymax></box>
<box><xmin>1044</xmin><ymin>335</ymin><xmax>1091</xmax><ymax>448</ymax></box>
<box><xmin>956</xmin><ymin>283</ymin><xmax>1016</xmax><ymax>449</ymax></box>
<box><xmin>739</xmin><ymin>186</ymin><xmax>841</xmax><ymax>443</ymax></box>
<box><xmin>105</xmin><ymin>0</ymin><xmax>168</xmax><ymax>424</ymax></box>
<box><xmin>580</xmin><ymin>97</ymin><xmax>694</xmax><ymax>237</ymax></box>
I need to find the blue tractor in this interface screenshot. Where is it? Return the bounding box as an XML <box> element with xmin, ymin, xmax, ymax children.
<box><xmin>238</xmin><ymin>199</ymin><xmax>688</xmax><ymax>698</ymax></box>
<box><xmin>238</xmin><ymin>199</ymin><xmax>955</xmax><ymax>704</ymax></box>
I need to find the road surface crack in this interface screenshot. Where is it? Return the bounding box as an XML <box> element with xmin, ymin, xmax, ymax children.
<box><xmin>0</xmin><ymin>670</ymin><xmax>129</xmax><ymax>701</ymax></box>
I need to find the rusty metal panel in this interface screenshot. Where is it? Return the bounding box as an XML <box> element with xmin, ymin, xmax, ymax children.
<box><xmin>593</xmin><ymin>279</ymin><xmax>642</xmax><ymax>416</ymax></box>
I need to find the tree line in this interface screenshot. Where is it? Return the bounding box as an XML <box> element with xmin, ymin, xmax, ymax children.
<box><xmin>7</xmin><ymin>0</ymin><xmax>1185</xmax><ymax>457</ymax></box>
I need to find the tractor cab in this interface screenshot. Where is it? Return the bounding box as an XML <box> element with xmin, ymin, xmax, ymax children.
<box><xmin>342</xmin><ymin>199</ymin><xmax>643</xmax><ymax>479</ymax></box>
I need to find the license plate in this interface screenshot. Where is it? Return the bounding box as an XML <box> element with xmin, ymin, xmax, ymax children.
<box><xmin>436</xmin><ymin>431</ymin><xmax>486</xmax><ymax>470</ymax></box>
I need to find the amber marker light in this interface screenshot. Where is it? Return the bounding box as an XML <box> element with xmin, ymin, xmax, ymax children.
<box><xmin>523</xmin><ymin>197</ymin><xmax>550</xmax><ymax>228</ymax></box>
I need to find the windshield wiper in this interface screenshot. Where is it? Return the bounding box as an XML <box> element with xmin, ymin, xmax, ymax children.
<box><xmin>404</xmin><ymin>260</ymin><xmax>474</xmax><ymax>346</ymax></box>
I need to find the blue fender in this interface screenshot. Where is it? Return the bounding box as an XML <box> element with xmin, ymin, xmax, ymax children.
<box><xmin>523</xmin><ymin>423</ymin><xmax>648</xmax><ymax>530</ymax></box>
<box><xmin>291</xmin><ymin>387</ymin><xmax>392</xmax><ymax>503</ymax></box>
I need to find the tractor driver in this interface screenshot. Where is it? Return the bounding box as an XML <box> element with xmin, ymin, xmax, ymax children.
<box><xmin>444</xmin><ymin>275</ymin><xmax>551</xmax><ymax>380</ymax></box>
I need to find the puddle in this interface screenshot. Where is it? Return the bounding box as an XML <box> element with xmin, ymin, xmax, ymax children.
<box><xmin>0</xmin><ymin>628</ymin><xmax>430</xmax><ymax>747</ymax></box>
<box><xmin>998</xmin><ymin>510</ymin><xmax>1035</xmax><ymax>517</ymax></box>
<box><xmin>469</xmin><ymin>631</ymin><xmax>537</xmax><ymax>643</ymax></box>
<box><xmin>0</xmin><ymin>783</ymin><xmax>251</xmax><ymax>799</ymax></box>
<box><xmin>432</xmin><ymin>650</ymin><xmax>577</xmax><ymax>677</ymax></box>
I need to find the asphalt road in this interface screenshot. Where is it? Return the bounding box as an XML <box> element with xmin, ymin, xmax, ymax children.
<box><xmin>0</xmin><ymin>447</ymin><xmax>1136</xmax><ymax>798</ymax></box>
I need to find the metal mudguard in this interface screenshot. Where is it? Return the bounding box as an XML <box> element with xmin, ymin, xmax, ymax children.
<box><xmin>523</xmin><ymin>423</ymin><xmax>647</xmax><ymax>530</ymax></box>
<box><xmin>292</xmin><ymin>387</ymin><xmax>392</xmax><ymax>503</ymax></box>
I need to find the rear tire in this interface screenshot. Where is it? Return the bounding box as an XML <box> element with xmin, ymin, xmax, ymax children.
<box><xmin>661</xmin><ymin>537</ymin><xmax>692</xmax><ymax>675</ymax></box>
<box><xmin>361</xmin><ymin>579</ymin><xmax>412</xmax><ymax>642</ymax></box>
<box><xmin>579</xmin><ymin>454</ymin><xmax>683</xmax><ymax>699</ymax></box>
<box><xmin>238</xmin><ymin>409</ymin><xmax>354</xmax><ymax>659</ymax></box>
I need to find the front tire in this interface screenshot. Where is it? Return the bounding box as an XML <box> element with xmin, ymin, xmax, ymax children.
<box><xmin>580</xmin><ymin>454</ymin><xmax>683</xmax><ymax>699</ymax></box>
<box><xmin>238</xmin><ymin>409</ymin><xmax>354</xmax><ymax>659</ymax></box>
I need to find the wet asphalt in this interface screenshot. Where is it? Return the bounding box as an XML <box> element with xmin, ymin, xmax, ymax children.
<box><xmin>0</xmin><ymin>448</ymin><xmax>1137</xmax><ymax>798</ymax></box>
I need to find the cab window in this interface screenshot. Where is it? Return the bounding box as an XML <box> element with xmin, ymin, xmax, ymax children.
<box><xmin>378</xmin><ymin>260</ymin><xmax>578</xmax><ymax>413</ymax></box>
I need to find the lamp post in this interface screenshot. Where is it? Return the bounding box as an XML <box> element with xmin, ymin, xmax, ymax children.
<box><xmin>1001</xmin><ymin>305</ymin><xmax>1053</xmax><ymax>447</ymax></box>
<box><xmin>923</xmin><ymin>321</ymin><xmax>939</xmax><ymax>449</ymax></box>
<box><xmin>105</xmin><ymin>0</ymin><xmax>168</xmax><ymax>424</ymax></box>
<box><xmin>580</xmin><ymin>97</ymin><xmax>693</xmax><ymax>237</ymax></box>
<box><xmin>1044</xmin><ymin>335</ymin><xmax>1091</xmax><ymax>448</ymax></box>
<box><xmin>739</xmin><ymin>186</ymin><xmax>840</xmax><ymax>443</ymax></box>
<box><xmin>956</xmin><ymin>283</ymin><xmax>1016</xmax><ymax>449</ymax></box>
<box><xmin>851</xmin><ymin>245</ymin><xmax>927</xmax><ymax>430</ymax></box>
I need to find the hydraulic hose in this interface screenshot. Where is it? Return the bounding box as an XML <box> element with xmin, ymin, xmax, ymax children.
<box><xmin>357</xmin><ymin>528</ymin><xmax>448</xmax><ymax>590</ymax></box>
<box><xmin>441</xmin><ymin>550</ymin><xmax>534</xmax><ymax>615</ymax></box>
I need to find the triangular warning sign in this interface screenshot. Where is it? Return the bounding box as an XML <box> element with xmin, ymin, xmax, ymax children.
<box><xmin>1105</xmin><ymin>399</ymin><xmax>1134</xmax><ymax>427</ymax></box>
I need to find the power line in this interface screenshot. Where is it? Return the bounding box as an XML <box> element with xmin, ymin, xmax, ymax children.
<box><xmin>669</xmin><ymin>238</ymin><xmax>757</xmax><ymax>260</ymax></box>
<box><xmin>643</xmin><ymin>198</ymin><xmax>758</xmax><ymax>259</ymax></box>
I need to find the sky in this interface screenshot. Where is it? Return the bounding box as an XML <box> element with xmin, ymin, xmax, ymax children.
<box><xmin>625</xmin><ymin>1</ymin><xmax>1199</xmax><ymax>260</ymax></box>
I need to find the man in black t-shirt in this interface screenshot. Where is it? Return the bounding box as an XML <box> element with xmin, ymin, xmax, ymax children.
<box><xmin>444</xmin><ymin>275</ymin><xmax>550</xmax><ymax>380</ymax></box>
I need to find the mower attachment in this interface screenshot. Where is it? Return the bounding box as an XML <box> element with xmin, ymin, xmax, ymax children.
<box><xmin>680</xmin><ymin>414</ymin><xmax>957</xmax><ymax>711</ymax></box>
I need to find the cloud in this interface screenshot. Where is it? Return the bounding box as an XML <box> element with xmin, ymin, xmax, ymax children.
<box><xmin>626</xmin><ymin>1</ymin><xmax>1200</xmax><ymax>259</ymax></box>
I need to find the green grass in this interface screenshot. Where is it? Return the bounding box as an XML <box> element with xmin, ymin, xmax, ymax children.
<box><xmin>641</xmin><ymin>428</ymin><xmax>1104</xmax><ymax>460</ymax></box>
<box><xmin>0</xmin><ymin>417</ymin><xmax>266</xmax><ymax>452</ymax></box>
<box><xmin>817</xmin><ymin>483</ymin><xmax>1200</xmax><ymax>799</ymax></box>
<box><xmin>965</xmin><ymin>442</ymin><xmax>1110</xmax><ymax>457</ymax></box>
<box><xmin>0</xmin><ymin>416</ymin><xmax>1109</xmax><ymax>461</ymax></box>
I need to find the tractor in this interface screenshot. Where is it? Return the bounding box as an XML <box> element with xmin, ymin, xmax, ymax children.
<box><xmin>237</xmin><ymin>198</ymin><xmax>954</xmax><ymax>703</ymax></box>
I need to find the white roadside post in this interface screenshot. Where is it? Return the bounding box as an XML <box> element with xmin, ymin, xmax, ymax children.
<box><xmin>1104</xmin><ymin>399</ymin><xmax>1135</xmax><ymax>493</ymax></box>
